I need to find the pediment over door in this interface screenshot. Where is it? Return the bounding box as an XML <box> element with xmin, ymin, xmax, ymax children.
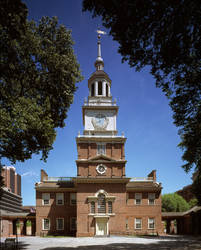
<box><xmin>88</xmin><ymin>154</ymin><xmax>116</xmax><ymax>162</ymax></box>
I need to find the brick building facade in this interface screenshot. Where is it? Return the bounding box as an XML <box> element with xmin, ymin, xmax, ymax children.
<box><xmin>35</xmin><ymin>34</ymin><xmax>163</xmax><ymax>237</ymax></box>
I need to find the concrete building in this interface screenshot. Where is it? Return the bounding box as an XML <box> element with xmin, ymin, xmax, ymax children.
<box><xmin>35</xmin><ymin>34</ymin><xmax>163</xmax><ymax>237</ymax></box>
<box><xmin>0</xmin><ymin>166</ymin><xmax>36</xmax><ymax>237</ymax></box>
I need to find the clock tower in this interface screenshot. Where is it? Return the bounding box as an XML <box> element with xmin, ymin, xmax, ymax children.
<box><xmin>76</xmin><ymin>34</ymin><xmax>127</xmax><ymax>178</ymax></box>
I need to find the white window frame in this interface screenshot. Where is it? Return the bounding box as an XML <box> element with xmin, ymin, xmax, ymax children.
<box><xmin>56</xmin><ymin>218</ymin><xmax>64</xmax><ymax>230</ymax></box>
<box><xmin>148</xmin><ymin>193</ymin><xmax>155</xmax><ymax>205</ymax></box>
<box><xmin>108</xmin><ymin>201</ymin><xmax>113</xmax><ymax>213</ymax></box>
<box><xmin>135</xmin><ymin>193</ymin><xmax>142</xmax><ymax>205</ymax></box>
<box><xmin>70</xmin><ymin>217</ymin><xmax>77</xmax><ymax>231</ymax></box>
<box><xmin>135</xmin><ymin>218</ymin><xmax>142</xmax><ymax>230</ymax></box>
<box><xmin>56</xmin><ymin>193</ymin><xmax>64</xmax><ymax>205</ymax></box>
<box><xmin>42</xmin><ymin>193</ymin><xmax>50</xmax><ymax>205</ymax></box>
<box><xmin>70</xmin><ymin>193</ymin><xmax>76</xmax><ymax>205</ymax></box>
<box><xmin>42</xmin><ymin>218</ymin><xmax>50</xmax><ymax>230</ymax></box>
<box><xmin>97</xmin><ymin>143</ymin><xmax>106</xmax><ymax>155</ymax></box>
<box><xmin>135</xmin><ymin>218</ymin><xmax>142</xmax><ymax>229</ymax></box>
<box><xmin>126</xmin><ymin>218</ymin><xmax>129</xmax><ymax>230</ymax></box>
<box><xmin>148</xmin><ymin>218</ymin><xmax>155</xmax><ymax>229</ymax></box>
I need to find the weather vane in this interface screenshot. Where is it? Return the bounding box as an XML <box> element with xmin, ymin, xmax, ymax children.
<box><xmin>96</xmin><ymin>28</ymin><xmax>107</xmax><ymax>40</ymax></box>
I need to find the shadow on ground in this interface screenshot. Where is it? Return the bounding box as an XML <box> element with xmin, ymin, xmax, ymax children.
<box><xmin>0</xmin><ymin>241</ymin><xmax>29</xmax><ymax>250</ymax></box>
<box><xmin>40</xmin><ymin>237</ymin><xmax>201</xmax><ymax>250</ymax></box>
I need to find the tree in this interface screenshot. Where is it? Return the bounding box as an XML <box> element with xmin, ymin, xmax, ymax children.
<box><xmin>162</xmin><ymin>193</ymin><xmax>189</xmax><ymax>212</ymax></box>
<box><xmin>189</xmin><ymin>198</ymin><xmax>198</xmax><ymax>208</ymax></box>
<box><xmin>192</xmin><ymin>173</ymin><xmax>201</xmax><ymax>205</ymax></box>
<box><xmin>83</xmin><ymin>0</ymin><xmax>201</xmax><ymax>201</ymax></box>
<box><xmin>0</xmin><ymin>0</ymin><xmax>82</xmax><ymax>167</ymax></box>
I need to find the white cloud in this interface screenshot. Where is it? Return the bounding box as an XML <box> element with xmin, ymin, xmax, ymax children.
<box><xmin>21</xmin><ymin>171</ymin><xmax>39</xmax><ymax>178</ymax></box>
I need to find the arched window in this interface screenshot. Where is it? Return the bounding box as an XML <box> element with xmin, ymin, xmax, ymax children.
<box><xmin>98</xmin><ymin>194</ymin><xmax>106</xmax><ymax>213</ymax></box>
<box><xmin>91</xmin><ymin>83</ymin><xmax>95</xmax><ymax>97</ymax></box>
<box><xmin>106</xmin><ymin>84</ymin><xmax>109</xmax><ymax>97</ymax></box>
<box><xmin>98</xmin><ymin>81</ymin><xmax>102</xmax><ymax>95</ymax></box>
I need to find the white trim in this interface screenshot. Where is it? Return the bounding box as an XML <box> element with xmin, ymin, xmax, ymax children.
<box><xmin>56</xmin><ymin>218</ymin><xmax>64</xmax><ymax>230</ymax></box>
<box><xmin>42</xmin><ymin>193</ymin><xmax>50</xmax><ymax>205</ymax></box>
<box><xmin>56</xmin><ymin>193</ymin><xmax>64</xmax><ymax>205</ymax></box>
<box><xmin>148</xmin><ymin>193</ymin><xmax>155</xmax><ymax>205</ymax></box>
<box><xmin>148</xmin><ymin>218</ymin><xmax>155</xmax><ymax>229</ymax></box>
<box><xmin>70</xmin><ymin>193</ymin><xmax>76</xmax><ymax>205</ymax></box>
<box><xmin>135</xmin><ymin>218</ymin><xmax>142</xmax><ymax>229</ymax></box>
<box><xmin>96</xmin><ymin>164</ymin><xmax>107</xmax><ymax>175</ymax></box>
<box><xmin>135</xmin><ymin>193</ymin><xmax>142</xmax><ymax>205</ymax></box>
<box><xmin>42</xmin><ymin>218</ymin><xmax>50</xmax><ymax>230</ymax></box>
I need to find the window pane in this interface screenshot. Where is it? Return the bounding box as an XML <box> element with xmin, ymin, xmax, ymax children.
<box><xmin>98</xmin><ymin>194</ymin><xmax>106</xmax><ymax>213</ymax></box>
<box><xmin>56</xmin><ymin>193</ymin><xmax>64</xmax><ymax>205</ymax></box>
<box><xmin>71</xmin><ymin>218</ymin><xmax>77</xmax><ymax>230</ymax></box>
<box><xmin>42</xmin><ymin>193</ymin><xmax>50</xmax><ymax>205</ymax></box>
<box><xmin>135</xmin><ymin>193</ymin><xmax>142</xmax><ymax>205</ymax></box>
<box><xmin>71</xmin><ymin>193</ymin><xmax>76</xmax><ymax>205</ymax></box>
<box><xmin>91</xmin><ymin>201</ymin><xmax>95</xmax><ymax>213</ymax></box>
<box><xmin>43</xmin><ymin>219</ymin><xmax>50</xmax><ymax>230</ymax></box>
<box><xmin>97</xmin><ymin>144</ymin><xmax>106</xmax><ymax>155</ymax></box>
<box><xmin>148</xmin><ymin>193</ymin><xmax>155</xmax><ymax>205</ymax></box>
<box><xmin>126</xmin><ymin>219</ymin><xmax>129</xmax><ymax>230</ymax></box>
<box><xmin>135</xmin><ymin>218</ymin><xmax>142</xmax><ymax>229</ymax></box>
<box><xmin>108</xmin><ymin>201</ymin><xmax>112</xmax><ymax>213</ymax></box>
<box><xmin>56</xmin><ymin>218</ymin><xmax>64</xmax><ymax>230</ymax></box>
<box><xmin>148</xmin><ymin>218</ymin><xmax>155</xmax><ymax>229</ymax></box>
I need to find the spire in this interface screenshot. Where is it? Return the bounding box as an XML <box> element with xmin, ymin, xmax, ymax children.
<box><xmin>95</xmin><ymin>29</ymin><xmax>106</xmax><ymax>71</ymax></box>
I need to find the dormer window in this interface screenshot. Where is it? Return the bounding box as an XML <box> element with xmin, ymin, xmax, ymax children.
<box><xmin>91</xmin><ymin>83</ymin><xmax>95</xmax><ymax>97</ymax></box>
<box><xmin>98</xmin><ymin>81</ymin><xmax>102</xmax><ymax>95</ymax></box>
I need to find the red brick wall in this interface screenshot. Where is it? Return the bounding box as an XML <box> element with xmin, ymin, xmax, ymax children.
<box><xmin>125</xmin><ymin>192</ymin><xmax>163</xmax><ymax>235</ymax></box>
<box><xmin>36</xmin><ymin>191</ymin><xmax>76</xmax><ymax>236</ymax></box>
<box><xmin>76</xmin><ymin>183</ymin><xmax>127</xmax><ymax>237</ymax></box>
<box><xmin>77</xmin><ymin>163</ymin><xmax>125</xmax><ymax>178</ymax></box>
<box><xmin>76</xmin><ymin>183</ymin><xmax>162</xmax><ymax>236</ymax></box>
<box><xmin>77</xmin><ymin>143</ymin><xmax>125</xmax><ymax>160</ymax></box>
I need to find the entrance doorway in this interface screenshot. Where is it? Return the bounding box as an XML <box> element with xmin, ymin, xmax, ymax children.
<box><xmin>95</xmin><ymin>217</ymin><xmax>108</xmax><ymax>236</ymax></box>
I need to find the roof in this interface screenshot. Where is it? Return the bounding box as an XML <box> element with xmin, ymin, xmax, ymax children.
<box><xmin>126</xmin><ymin>181</ymin><xmax>162</xmax><ymax>191</ymax></box>
<box><xmin>162</xmin><ymin>206</ymin><xmax>201</xmax><ymax>218</ymax></box>
<box><xmin>88</xmin><ymin>70</ymin><xmax>111</xmax><ymax>84</ymax></box>
<box><xmin>0</xmin><ymin>209</ymin><xmax>35</xmax><ymax>219</ymax></box>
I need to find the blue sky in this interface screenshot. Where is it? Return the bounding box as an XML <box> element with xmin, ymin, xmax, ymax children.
<box><xmin>3</xmin><ymin>0</ymin><xmax>194</xmax><ymax>205</ymax></box>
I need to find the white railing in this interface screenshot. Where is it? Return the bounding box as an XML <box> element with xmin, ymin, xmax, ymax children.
<box><xmin>130</xmin><ymin>177</ymin><xmax>154</xmax><ymax>182</ymax></box>
<box><xmin>44</xmin><ymin>177</ymin><xmax>73</xmax><ymax>182</ymax></box>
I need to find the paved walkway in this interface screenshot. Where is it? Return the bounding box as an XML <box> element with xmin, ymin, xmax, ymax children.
<box><xmin>1</xmin><ymin>235</ymin><xmax>201</xmax><ymax>250</ymax></box>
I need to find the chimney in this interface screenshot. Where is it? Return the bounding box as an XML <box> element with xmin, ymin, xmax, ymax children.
<box><xmin>148</xmin><ymin>170</ymin><xmax>156</xmax><ymax>181</ymax></box>
<box><xmin>41</xmin><ymin>169</ymin><xmax>48</xmax><ymax>182</ymax></box>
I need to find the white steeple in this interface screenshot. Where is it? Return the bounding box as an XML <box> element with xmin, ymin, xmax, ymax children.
<box><xmin>94</xmin><ymin>30</ymin><xmax>105</xmax><ymax>71</ymax></box>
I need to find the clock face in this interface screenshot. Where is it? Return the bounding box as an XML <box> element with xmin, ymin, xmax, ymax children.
<box><xmin>92</xmin><ymin>113</ymin><xmax>109</xmax><ymax>130</ymax></box>
<box><xmin>95</xmin><ymin>114</ymin><xmax>106</xmax><ymax>127</ymax></box>
<box><xmin>96</xmin><ymin>164</ymin><xmax>107</xmax><ymax>174</ymax></box>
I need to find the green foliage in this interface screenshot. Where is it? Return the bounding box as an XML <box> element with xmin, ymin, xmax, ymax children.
<box><xmin>192</xmin><ymin>173</ymin><xmax>201</xmax><ymax>206</ymax></box>
<box><xmin>26</xmin><ymin>220</ymin><xmax>32</xmax><ymax>227</ymax></box>
<box><xmin>0</xmin><ymin>0</ymin><xmax>83</xmax><ymax>164</ymax></box>
<box><xmin>16</xmin><ymin>221</ymin><xmax>21</xmax><ymax>228</ymax></box>
<box><xmin>189</xmin><ymin>198</ymin><xmax>198</xmax><ymax>208</ymax></box>
<box><xmin>162</xmin><ymin>193</ymin><xmax>190</xmax><ymax>212</ymax></box>
<box><xmin>83</xmin><ymin>0</ymin><xmax>201</xmax><ymax>202</ymax></box>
